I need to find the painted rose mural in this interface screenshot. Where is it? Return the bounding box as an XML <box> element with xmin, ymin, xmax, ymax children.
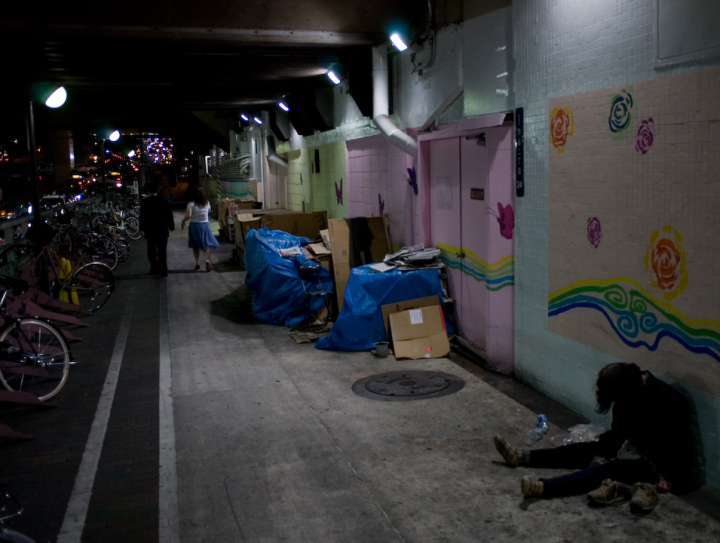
<box><xmin>608</xmin><ymin>88</ymin><xmax>634</xmax><ymax>140</ymax></box>
<box><xmin>587</xmin><ymin>217</ymin><xmax>602</xmax><ymax>248</ymax></box>
<box><xmin>644</xmin><ymin>225</ymin><xmax>688</xmax><ymax>301</ymax></box>
<box><xmin>549</xmin><ymin>106</ymin><xmax>574</xmax><ymax>152</ymax></box>
<box><xmin>635</xmin><ymin>118</ymin><xmax>655</xmax><ymax>154</ymax></box>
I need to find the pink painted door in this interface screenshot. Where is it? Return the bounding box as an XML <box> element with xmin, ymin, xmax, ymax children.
<box><xmin>459</xmin><ymin>137</ymin><xmax>489</xmax><ymax>352</ymax></box>
<box><xmin>429</xmin><ymin>138</ymin><xmax>463</xmax><ymax>327</ymax></box>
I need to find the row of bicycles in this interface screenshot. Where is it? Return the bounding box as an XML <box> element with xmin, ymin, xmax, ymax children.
<box><xmin>0</xmin><ymin>194</ymin><xmax>141</xmax><ymax>541</ymax></box>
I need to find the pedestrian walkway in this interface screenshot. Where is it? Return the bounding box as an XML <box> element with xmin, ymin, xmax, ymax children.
<box><xmin>1</xmin><ymin>210</ymin><xmax>719</xmax><ymax>542</ymax></box>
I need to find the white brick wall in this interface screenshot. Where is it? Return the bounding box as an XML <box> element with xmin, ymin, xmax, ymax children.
<box><xmin>513</xmin><ymin>0</ymin><xmax>720</xmax><ymax>487</ymax></box>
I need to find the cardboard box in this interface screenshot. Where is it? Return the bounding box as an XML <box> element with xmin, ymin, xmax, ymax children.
<box><xmin>389</xmin><ymin>305</ymin><xmax>450</xmax><ymax>360</ymax></box>
<box><xmin>328</xmin><ymin>216</ymin><xmax>391</xmax><ymax>311</ymax></box>
<box><xmin>380</xmin><ymin>295</ymin><xmax>442</xmax><ymax>339</ymax></box>
<box><xmin>219</xmin><ymin>199</ymin><xmax>255</xmax><ymax>233</ymax></box>
<box><xmin>235</xmin><ymin>210</ymin><xmax>328</xmax><ymax>251</ymax></box>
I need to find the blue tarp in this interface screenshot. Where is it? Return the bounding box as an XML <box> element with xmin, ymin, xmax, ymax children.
<box><xmin>315</xmin><ymin>267</ymin><xmax>446</xmax><ymax>352</ymax></box>
<box><xmin>244</xmin><ymin>228</ymin><xmax>333</xmax><ymax>326</ymax></box>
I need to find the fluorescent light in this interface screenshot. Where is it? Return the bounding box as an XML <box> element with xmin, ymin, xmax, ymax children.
<box><xmin>240</xmin><ymin>114</ymin><xmax>249</xmax><ymax>121</ymax></box>
<box><xmin>279</xmin><ymin>102</ymin><xmax>289</xmax><ymax>112</ymax></box>
<box><xmin>390</xmin><ymin>33</ymin><xmax>408</xmax><ymax>52</ymax></box>
<box><xmin>253</xmin><ymin>117</ymin><xmax>263</xmax><ymax>124</ymax></box>
<box><xmin>109</xmin><ymin>130</ymin><xmax>120</xmax><ymax>141</ymax></box>
<box><xmin>327</xmin><ymin>71</ymin><xmax>341</xmax><ymax>85</ymax></box>
<box><xmin>45</xmin><ymin>86</ymin><xmax>67</xmax><ymax>108</ymax></box>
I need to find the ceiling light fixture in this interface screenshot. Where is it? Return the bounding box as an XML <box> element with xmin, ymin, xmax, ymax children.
<box><xmin>279</xmin><ymin>102</ymin><xmax>289</xmax><ymax>112</ymax></box>
<box><xmin>253</xmin><ymin>117</ymin><xmax>263</xmax><ymax>125</ymax></box>
<box><xmin>390</xmin><ymin>33</ymin><xmax>408</xmax><ymax>52</ymax></box>
<box><xmin>240</xmin><ymin>114</ymin><xmax>249</xmax><ymax>121</ymax></box>
<box><xmin>327</xmin><ymin>71</ymin><xmax>341</xmax><ymax>85</ymax></box>
<box><xmin>44</xmin><ymin>86</ymin><xmax>67</xmax><ymax>108</ymax></box>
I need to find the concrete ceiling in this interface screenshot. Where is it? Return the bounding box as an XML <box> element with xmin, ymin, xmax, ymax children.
<box><xmin>0</xmin><ymin>1</ymin><xmax>479</xmax><ymax>147</ymax></box>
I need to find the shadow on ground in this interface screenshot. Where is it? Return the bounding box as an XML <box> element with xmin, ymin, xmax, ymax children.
<box><xmin>210</xmin><ymin>285</ymin><xmax>259</xmax><ymax>325</ymax></box>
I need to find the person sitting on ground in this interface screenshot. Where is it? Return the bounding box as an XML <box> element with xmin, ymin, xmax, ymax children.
<box><xmin>493</xmin><ymin>362</ymin><xmax>696</xmax><ymax>511</ymax></box>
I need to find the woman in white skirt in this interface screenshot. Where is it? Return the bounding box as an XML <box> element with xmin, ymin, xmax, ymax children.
<box><xmin>181</xmin><ymin>188</ymin><xmax>219</xmax><ymax>271</ymax></box>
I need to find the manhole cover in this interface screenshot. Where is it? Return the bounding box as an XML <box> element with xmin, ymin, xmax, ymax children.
<box><xmin>352</xmin><ymin>371</ymin><xmax>465</xmax><ymax>402</ymax></box>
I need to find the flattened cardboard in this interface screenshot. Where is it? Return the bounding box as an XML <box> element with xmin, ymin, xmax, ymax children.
<box><xmin>380</xmin><ymin>295</ymin><xmax>441</xmax><ymax>339</ymax></box>
<box><xmin>389</xmin><ymin>305</ymin><xmax>450</xmax><ymax>360</ymax></box>
<box><xmin>328</xmin><ymin>216</ymin><xmax>391</xmax><ymax>311</ymax></box>
<box><xmin>308</xmin><ymin>242</ymin><xmax>331</xmax><ymax>256</ymax></box>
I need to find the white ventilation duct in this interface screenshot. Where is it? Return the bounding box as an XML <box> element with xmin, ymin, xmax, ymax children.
<box><xmin>266</xmin><ymin>136</ymin><xmax>288</xmax><ymax>167</ymax></box>
<box><xmin>372</xmin><ymin>45</ymin><xmax>418</xmax><ymax>158</ymax></box>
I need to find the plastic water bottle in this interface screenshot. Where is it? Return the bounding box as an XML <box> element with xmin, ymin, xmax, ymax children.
<box><xmin>525</xmin><ymin>414</ymin><xmax>549</xmax><ymax>445</ymax></box>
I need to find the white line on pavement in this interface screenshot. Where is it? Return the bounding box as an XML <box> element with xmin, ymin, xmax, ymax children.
<box><xmin>159</xmin><ymin>280</ymin><xmax>181</xmax><ymax>542</ymax></box>
<box><xmin>57</xmin><ymin>286</ymin><xmax>137</xmax><ymax>543</ymax></box>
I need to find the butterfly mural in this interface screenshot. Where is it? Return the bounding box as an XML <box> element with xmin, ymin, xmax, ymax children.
<box><xmin>378</xmin><ymin>193</ymin><xmax>385</xmax><ymax>216</ymax></box>
<box><xmin>335</xmin><ymin>178</ymin><xmax>343</xmax><ymax>205</ymax></box>
<box><xmin>487</xmin><ymin>202</ymin><xmax>515</xmax><ymax>240</ymax></box>
<box><xmin>405</xmin><ymin>167</ymin><xmax>418</xmax><ymax>196</ymax></box>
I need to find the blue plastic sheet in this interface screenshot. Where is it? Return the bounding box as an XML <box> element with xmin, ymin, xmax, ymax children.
<box><xmin>244</xmin><ymin>228</ymin><xmax>333</xmax><ymax>326</ymax></box>
<box><xmin>316</xmin><ymin>266</ymin><xmax>446</xmax><ymax>352</ymax></box>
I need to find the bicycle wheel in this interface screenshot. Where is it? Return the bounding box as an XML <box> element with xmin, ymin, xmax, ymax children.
<box><xmin>71</xmin><ymin>214</ymin><xmax>92</xmax><ymax>232</ymax></box>
<box><xmin>124</xmin><ymin>216</ymin><xmax>141</xmax><ymax>240</ymax></box>
<box><xmin>114</xmin><ymin>236</ymin><xmax>130</xmax><ymax>262</ymax></box>
<box><xmin>0</xmin><ymin>317</ymin><xmax>71</xmax><ymax>401</ymax></box>
<box><xmin>66</xmin><ymin>262</ymin><xmax>115</xmax><ymax>312</ymax></box>
<box><xmin>86</xmin><ymin>236</ymin><xmax>118</xmax><ymax>270</ymax></box>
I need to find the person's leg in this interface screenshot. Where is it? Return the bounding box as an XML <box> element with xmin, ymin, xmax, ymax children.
<box><xmin>494</xmin><ymin>435</ymin><xmax>599</xmax><ymax>469</ymax></box>
<box><xmin>147</xmin><ymin>238</ymin><xmax>158</xmax><ymax>274</ymax></box>
<box><xmin>539</xmin><ymin>458</ymin><xmax>655</xmax><ymax>498</ymax></box>
<box><xmin>193</xmin><ymin>248</ymin><xmax>200</xmax><ymax>265</ymax></box>
<box><xmin>204</xmin><ymin>249</ymin><xmax>211</xmax><ymax>271</ymax></box>
<box><xmin>527</xmin><ymin>441</ymin><xmax>601</xmax><ymax>470</ymax></box>
<box><xmin>157</xmin><ymin>236</ymin><xmax>169</xmax><ymax>276</ymax></box>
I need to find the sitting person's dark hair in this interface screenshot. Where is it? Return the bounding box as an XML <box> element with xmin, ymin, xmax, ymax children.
<box><xmin>595</xmin><ymin>362</ymin><xmax>643</xmax><ymax>413</ymax></box>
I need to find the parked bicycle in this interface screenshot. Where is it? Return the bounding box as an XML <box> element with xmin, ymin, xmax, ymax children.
<box><xmin>0</xmin><ymin>492</ymin><xmax>34</xmax><ymax>543</ymax></box>
<box><xmin>0</xmin><ymin>275</ymin><xmax>73</xmax><ymax>401</ymax></box>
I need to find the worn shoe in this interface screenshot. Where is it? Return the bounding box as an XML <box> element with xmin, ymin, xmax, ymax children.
<box><xmin>494</xmin><ymin>435</ymin><xmax>526</xmax><ymax>467</ymax></box>
<box><xmin>194</xmin><ymin>264</ymin><xmax>200</xmax><ymax>271</ymax></box>
<box><xmin>630</xmin><ymin>482</ymin><xmax>658</xmax><ymax>513</ymax></box>
<box><xmin>587</xmin><ymin>479</ymin><xmax>633</xmax><ymax>505</ymax></box>
<box><xmin>521</xmin><ymin>475</ymin><xmax>544</xmax><ymax>497</ymax></box>
<box><xmin>206</xmin><ymin>261</ymin><xmax>212</xmax><ymax>272</ymax></box>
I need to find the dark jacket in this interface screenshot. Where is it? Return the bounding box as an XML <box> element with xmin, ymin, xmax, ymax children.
<box><xmin>139</xmin><ymin>194</ymin><xmax>175</xmax><ymax>238</ymax></box>
<box><xmin>597</xmin><ymin>371</ymin><xmax>695</xmax><ymax>489</ymax></box>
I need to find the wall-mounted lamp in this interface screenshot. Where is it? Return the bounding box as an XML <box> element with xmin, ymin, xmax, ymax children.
<box><xmin>240</xmin><ymin>114</ymin><xmax>249</xmax><ymax>121</ymax></box>
<box><xmin>390</xmin><ymin>33</ymin><xmax>408</xmax><ymax>52</ymax></box>
<box><xmin>109</xmin><ymin>130</ymin><xmax>120</xmax><ymax>142</ymax></box>
<box><xmin>278</xmin><ymin>102</ymin><xmax>289</xmax><ymax>112</ymax></box>
<box><xmin>253</xmin><ymin>117</ymin><xmax>263</xmax><ymax>125</ymax></box>
<box><xmin>327</xmin><ymin>71</ymin><xmax>341</xmax><ymax>85</ymax></box>
<box><xmin>128</xmin><ymin>150</ymin><xmax>136</xmax><ymax>157</ymax></box>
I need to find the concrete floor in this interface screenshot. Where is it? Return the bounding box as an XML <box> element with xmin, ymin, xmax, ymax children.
<box><xmin>2</xmin><ymin>208</ymin><xmax>719</xmax><ymax>542</ymax></box>
<box><xmin>164</xmin><ymin>212</ymin><xmax>720</xmax><ymax>543</ymax></box>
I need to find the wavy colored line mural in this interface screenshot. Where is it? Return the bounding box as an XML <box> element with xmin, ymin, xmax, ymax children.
<box><xmin>437</xmin><ymin>243</ymin><xmax>514</xmax><ymax>291</ymax></box>
<box><xmin>549</xmin><ymin>277</ymin><xmax>720</xmax><ymax>363</ymax></box>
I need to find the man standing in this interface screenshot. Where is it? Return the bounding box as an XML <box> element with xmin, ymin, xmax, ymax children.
<box><xmin>139</xmin><ymin>182</ymin><xmax>175</xmax><ymax>277</ymax></box>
